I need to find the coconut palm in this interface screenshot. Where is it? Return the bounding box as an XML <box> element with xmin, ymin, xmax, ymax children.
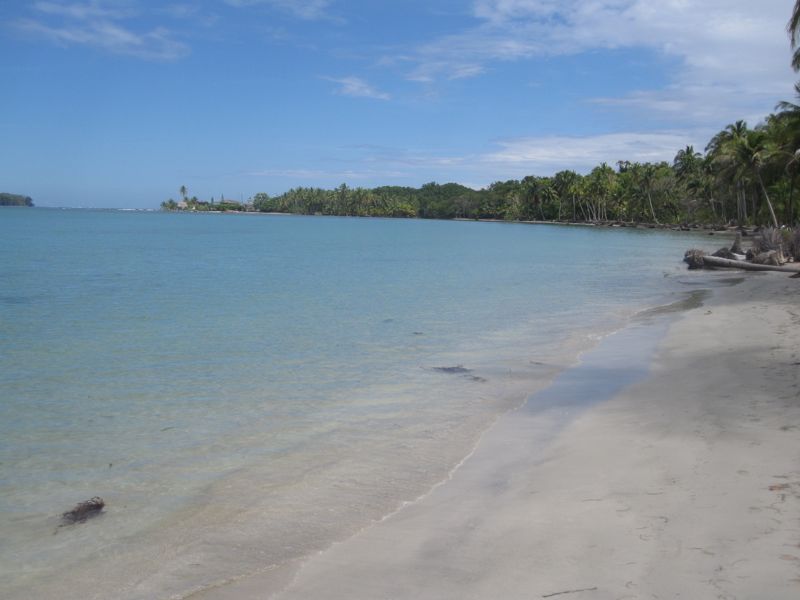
<box><xmin>706</xmin><ymin>122</ymin><xmax>755</xmax><ymax>224</ymax></box>
<box><xmin>789</xmin><ymin>1</ymin><xmax>800</xmax><ymax>70</ymax></box>
<box><xmin>733</xmin><ymin>130</ymin><xmax>780</xmax><ymax>227</ymax></box>
<box><xmin>673</xmin><ymin>145</ymin><xmax>702</xmax><ymax>179</ymax></box>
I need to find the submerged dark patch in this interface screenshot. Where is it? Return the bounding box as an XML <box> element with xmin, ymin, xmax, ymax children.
<box><xmin>432</xmin><ymin>365</ymin><xmax>472</xmax><ymax>374</ymax></box>
<box><xmin>61</xmin><ymin>497</ymin><xmax>105</xmax><ymax>525</ymax></box>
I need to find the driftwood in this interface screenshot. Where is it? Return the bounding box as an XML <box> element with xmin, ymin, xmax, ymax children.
<box><xmin>702</xmin><ymin>255</ymin><xmax>797</xmax><ymax>272</ymax></box>
<box><xmin>684</xmin><ymin>250</ymin><xmax>798</xmax><ymax>273</ymax></box>
<box><xmin>61</xmin><ymin>497</ymin><xmax>105</xmax><ymax>524</ymax></box>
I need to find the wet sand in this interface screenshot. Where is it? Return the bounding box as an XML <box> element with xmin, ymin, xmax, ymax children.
<box><xmin>220</xmin><ymin>272</ymin><xmax>800</xmax><ymax>600</ymax></box>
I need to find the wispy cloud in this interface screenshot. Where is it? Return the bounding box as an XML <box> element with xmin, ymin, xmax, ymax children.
<box><xmin>16</xmin><ymin>1</ymin><xmax>189</xmax><ymax>60</ymax></box>
<box><xmin>324</xmin><ymin>76</ymin><xmax>391</xmax><ymax>100</ymax></box>
<box><xmin>349</xmin><ymin>131</ymin><xmax>699</xmax><ymax>185</ymax></box>
<box><xmin>482</xmin><ymin>131</ymin><xmax>699</xmax><ymax>173</ymax></box>
<box><xmin>397</xmin><ymin>0</ymin><xmax>794</xmax><ymax>125</ymax></box>
<box><xmin>261</xmin><ymin>131</ymin><xmax>700</xmax><ymax>190</ymax></box>
<box><xmin>224</xmin><ymin>0</ymin><xmax>337</xmax><ymax>21</ymax></box>
<box><xmin>32</xmin><ymin>0</ymin><xmax>133</xmax><ymax>20</ymax></box>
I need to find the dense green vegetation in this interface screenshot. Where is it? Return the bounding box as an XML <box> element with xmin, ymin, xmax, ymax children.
<box><xmin>0</xmin><ymin>193</ymin><xmax>34</xmax><ymax>207</ymax></box>
<box><xmin>247</xmin><ymin>91</ymin><xmax>800</xmax><ymax>226</ymax></box>
<box><xmin>164</xmin><ymin>4</ymin><xmax>800</xmax><ymax>228</ymax></box>
<box><xmin>250</xmin><ymin>109</ymin><xmax>800</xmax><ymax>227</ymax></box>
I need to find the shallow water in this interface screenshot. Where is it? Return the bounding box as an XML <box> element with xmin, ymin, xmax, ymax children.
<box><xmin>0</xmin><ymin>208</ymin><xmax>711</xmax><ymax>598</ymax></box>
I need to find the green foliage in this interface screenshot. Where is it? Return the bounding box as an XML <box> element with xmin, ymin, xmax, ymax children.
<box><xmin>246</xmin><ymin>111</ymin><xmax>800</xmax><ymax>228</ymax></box>
<box><xmin>165</xmin><ymin>73</ymin><xmax>800</xmax><ymax>226</ymax></box>
<box><xmin>0</xmin><ymin>193</ymin><xmax>34</xmax><ymax>207</ymax></box>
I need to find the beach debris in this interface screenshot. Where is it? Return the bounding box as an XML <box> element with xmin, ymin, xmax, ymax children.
<box><xmin>432</xmin><ymin>365</ymin><xmax>472</xmax><ymax>374</ymax></box>
<box><xmin>769</xmin><ymin>483</ymin><xmax>790</xmax><ymax>491</ymax></box>
<box><xmin>683</xmin><ymin>249</ymin><xmax>707</xmax><ymax>269</ymax></box>
<box><xmin>750</xmin><ymin>250</ymin><xmax>781</xmax><ymax>266</ymax></box>
<box><xmin>542</xmin><ymin>586</ymin><xmax>598</xmax><ymax>598</ymax></box>
<box><xmin>683</xmin><ymin>249</ymin><xmax>799</xmax><ymax>273</ymax></box>
<box><xmin>712</xmin><ymin>246</ymin><xmax>736</xmax><ymax>260</ymax></box>
<box><xmin>61</xmin><ymin>497</ymin><xmax>105</xmax><ymax>525</ymax></box>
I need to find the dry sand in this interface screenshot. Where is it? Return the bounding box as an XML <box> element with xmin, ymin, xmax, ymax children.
<box><xmin>212</xmin><ymin>271</ymin><xmax>800</xmax><ymax>600</ymax></box>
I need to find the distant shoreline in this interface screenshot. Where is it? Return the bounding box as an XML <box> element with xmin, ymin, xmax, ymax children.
<box><xmin>161</xmin><ymin>206</ymin><xmax>742</xmax><ymax>235</ymax></box>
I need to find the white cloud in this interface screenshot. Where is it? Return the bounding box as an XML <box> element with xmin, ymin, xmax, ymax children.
<box><xmin>324</xmin><ymin>76</ymin><xmax>391</xmax><ymax>100</ymax></box>
<box><xmin>321</xmin><ymin>131</ymin><xmax>700</xmax><ymax>187</ymax></box>
<box><xmin>401</xmin><ymin>0</ymin><xmax>796</xmax><ymax>125</ymax></box>
<box><xmin>482</xmin><ymin>131</ymin><xmax>699</xmax><ymax>172</ymax></box>
<box><xmin>240</xmin><ymin>130</ymin><xmax>705</xmax><ymax>192</ymax></box>
<box><xmin>32</xmin><ymin>1</ymin><xmax>133</xmax><ymax>20</ymax></box>
<box><xmin>17</xmin><ymin>1</ymin><xmax>189</xmax><ymax>60</ymax></box>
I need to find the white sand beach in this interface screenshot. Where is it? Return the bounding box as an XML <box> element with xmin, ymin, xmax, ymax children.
<box><xmin>204</xmin><ymin>271</ymin><xmax>800</xmax><ymax>600</ymax></box>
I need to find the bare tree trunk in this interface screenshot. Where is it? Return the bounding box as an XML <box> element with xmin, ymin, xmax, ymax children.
<box><xmin>690</xmin><ymin>254</ymin><xmax>797</xmax><ymax>272</ymax></box>
<box><xmin>739</xmin><ymin>183</ymin><xmax>747</xmax><ymax>224</ymax></box>
<box><xmin>646</xmin><ymin>189</ymin><xmax>659</xmax><ymax>224</ymax></box>
<box><xmin>756</xmin><ymin>169</ymin><xmax>780</xmax><ymax>228</ymax></box>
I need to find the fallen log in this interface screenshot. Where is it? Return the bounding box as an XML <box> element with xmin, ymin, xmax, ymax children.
<box><xmin>684</xmin><ymin>250</ymin><xmax>799</xmax><ymax>273</ymax></box>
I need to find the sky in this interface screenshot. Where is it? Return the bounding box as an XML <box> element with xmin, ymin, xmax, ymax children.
<box><xmin>1</xmin><ymin>0</ymin><xmax>798</xmax><ymax>208</ymax></box>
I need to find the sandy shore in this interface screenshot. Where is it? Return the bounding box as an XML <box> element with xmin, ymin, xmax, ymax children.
<box><xmin>204</xmin><ymin>271</ymin><xmax>800</xmax><ymax>600</ymax></box>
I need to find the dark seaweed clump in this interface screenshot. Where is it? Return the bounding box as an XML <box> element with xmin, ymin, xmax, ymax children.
<box><xmin>61</xmin><ymin>497</ymin><xmax>105</xmax><ymax>524</ymax></box>
<box><xmin>432</xmin><ymin>365</ymin><xmax>472</xmax><ymax>374</ymax></box>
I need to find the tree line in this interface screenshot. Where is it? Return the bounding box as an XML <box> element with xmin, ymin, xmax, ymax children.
<box><xmin>251</xmin><ymin>109</ymin><xmax>800</xmax><ymax>227</ymax></box>
<box><xmin>0</xmin><ymin>193</ymin><xmax>34</xmax><ymax>207</ymax></box>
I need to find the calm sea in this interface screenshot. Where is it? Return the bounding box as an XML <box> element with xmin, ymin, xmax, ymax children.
<box><xmin>0</xmin><ymin>208</ymin><xmax>704</xmax><ymax>598</ymax></box>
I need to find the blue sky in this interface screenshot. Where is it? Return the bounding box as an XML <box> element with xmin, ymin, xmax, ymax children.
<box><xmin>1</xmin><ymin>0</ymin><xmax>797</xmax><ymax>208</ymax></box>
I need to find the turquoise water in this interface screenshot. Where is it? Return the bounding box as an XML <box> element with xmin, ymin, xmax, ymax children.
<box><xmin>0</xmin><ymin>208</ymin><xmax>703</xmax><ymax>598</ymax></box>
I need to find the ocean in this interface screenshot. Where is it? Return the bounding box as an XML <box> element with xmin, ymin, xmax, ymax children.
<box><xmin>0</xmin><ymin>208</ymin><xmax>708</xmax><ymax>598</ymax></box>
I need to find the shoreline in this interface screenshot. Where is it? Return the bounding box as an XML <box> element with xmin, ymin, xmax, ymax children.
<box><xmin>1</xmin><ymin>214</ymin><xmax>704</xmax><ymax>600</ymax></box>
<box><xmin>204</xmin><ymin>271</ymin><xmax>800</xmax><ymax>599</ymax></box>
<box><xmin>159</xmin><ymin>207</ymin><xmax>739</xmax><ymax>233</ymax></box>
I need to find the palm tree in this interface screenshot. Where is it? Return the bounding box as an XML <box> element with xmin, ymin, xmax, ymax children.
<box><xmin>734</xmin><ymin>130</ymin><xmax>780</xmax><ymax>228</ymax></box>
<box><xmin>179</xmin><ymin>185</ymin><xmax>188</xmax><ymax>202</ymax></box>
<box><xmin>673</xmin><ymin>145</ymin><xmax>702</xmax><ymax>179</ymax></box>
<box><xmin>765</xmin><ymin>104</ymin><xmax>800</xmax><ymax>223</ymax></box>
<box><xmin>674</xmin><ymin>146</ymin><xmax>717</xmax><ymax>221</ymax></box>
<box><xmin>789</xmin><ymin>1</ymin><xmax>800</xmax><ymax>70</ymax></box>
<box><xmin>707</xmin><ymin>121</ymin><xmax>752</xmax><ymax>224</ymax></box>
<box><xmin>553</xmin><ymin>170</ymin><xmax>581</xmax><ymax>221</ymax></box>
